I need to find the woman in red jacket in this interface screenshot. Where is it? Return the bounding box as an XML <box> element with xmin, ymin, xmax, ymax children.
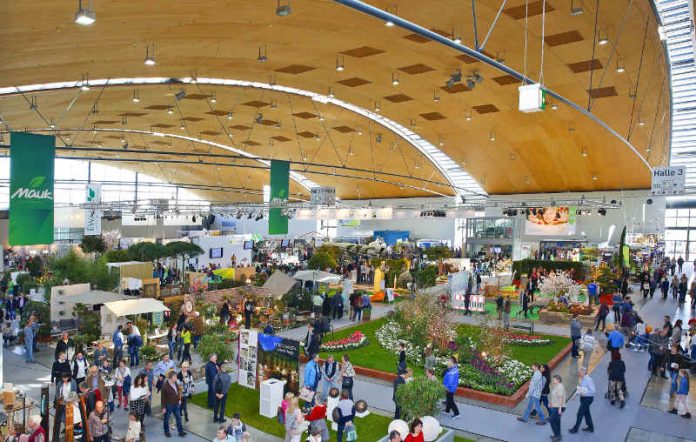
<box><xmin>404</xmin><ymin>419</ymin><xmax>424</xmax><ymax>442</ymax></box>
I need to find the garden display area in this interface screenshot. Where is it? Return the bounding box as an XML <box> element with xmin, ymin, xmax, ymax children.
<box><xmin>318</xmin><ymin>294</ymin><xmax>570</xmax><ymax>402</ymax></box>
<box><xmin>191</xmin><ymin>384</ymin><xmax>473</xmax><ymax>442</ymax></box>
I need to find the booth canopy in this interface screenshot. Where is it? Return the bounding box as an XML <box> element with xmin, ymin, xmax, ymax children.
<box><xmin>63</xmin><ymin>290</ymin><xmax>130</xmax><ymax>305</ymax></box>
<box><xmin>263</xmin><ymin>271</ymin><xmax>298</xmax><ymax>299</ymax></box>
<box><xmin>293</xmin><ymin>270</ymin><xmax>342</xmax><ymax>284</ymax></box>
<box><xmin>103</xmin><ymin>298</ymin><xmax>169</xmax><ymax>317</ymax></box>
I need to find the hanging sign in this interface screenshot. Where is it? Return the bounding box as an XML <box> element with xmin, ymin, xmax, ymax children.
<box><xmin>9</xmin><ymin>132</ymin><xmax>55</xmax><ymax>245</ymax></box>
<box><xmin>84</xmin><ymin>183</ymin><xmax>102</xmax><ymax>235</ymax></box>
<box><xmin>310</xmin><ymin>187</ymin><xmax>336</xmax><ymax>206</ymax></box>
<box><xmin>651</xmin><ymin>166</ymin><xmax>685</xmax><ymax>195</ymax></box>
<box><xmin>269</xmin><ymin>160</ymin><xmax>289</xmax><ymax>235</ymax></box>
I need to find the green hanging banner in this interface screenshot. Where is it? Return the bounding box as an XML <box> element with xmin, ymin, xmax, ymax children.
<box><xmin>268</xmin><ymin>160</ymin><xmax>289</xmax><ymax>235</ymax></box>
<box><xmin>9</xmin><ymin>132</ymin><xmax>55</xmax><ymax>245</ymax></box>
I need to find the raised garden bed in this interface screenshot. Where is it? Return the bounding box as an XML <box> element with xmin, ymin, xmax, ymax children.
<box><xmin>538</xmin><ymin>309</ymin><xmax>596</xmax><ymax>328</ymax></box>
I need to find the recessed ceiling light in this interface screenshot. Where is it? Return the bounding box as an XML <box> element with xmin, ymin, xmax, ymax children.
<box><xmin>385</xmin><ymin>20</ymin><xmax>395</xmax><ymax>27</ymax></box>
<box><xmin>144</xmin><ymin>44</ymin><xmax>156</xmax><ymax>66</ymax></box>
<box><xmin>592</xmin><ymin>175</ymin><xmax>598</xmax><ymax>180</ymax></box>
<box><xmin>74</xmin><ymin>0</ymin><xmax>96</xmax><ymax>26</ymax></box>
<box><xmin>132</xmin><ymin>90</ymin><xmax>140</xmax><ymax>103</ymax></box>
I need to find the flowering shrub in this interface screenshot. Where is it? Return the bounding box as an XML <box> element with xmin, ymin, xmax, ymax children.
<box><xmin>538</xmin><ymin>271</ymin><xmax>583</xmax><ymax>301</ymax></box>
<box><xmin>320</xmin><ymin>331</ymin><xmax>368</xmax><ymax>351</ymax></box>
<box><xmin>375</xmin><ymin>321</ymin><xmax>448</xmax><ymax>365</ymax></box>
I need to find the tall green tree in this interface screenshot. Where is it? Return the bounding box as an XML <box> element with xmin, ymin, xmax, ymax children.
<box><xmin>80</xmin><ymin>235</ymin><xmax>107</xmax><ymax>255</ymax></box>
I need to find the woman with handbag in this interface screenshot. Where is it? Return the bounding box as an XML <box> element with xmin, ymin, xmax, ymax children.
<box><xmin>339</xmin><ymin>355</ymin><xmax>355</xmax><ymax>400</ymax></box>
<box><xmin>129</xmin><ymin>374</ymin><xmax>149</xmax><ymax>439</ymax></box>
<box><xmin>335</xmin><ymin>390</ymin><xmax>355</xmax><ymax>442</ymax></box>
<box><xmin>284</xmin><ymin>397</ymin><xmax>304</xmax><ymax>442</ymax></box>
<box><xmin>177</xmin><ymin>362</ymin><xmax>195</xmax><ymax>422</ymax></box>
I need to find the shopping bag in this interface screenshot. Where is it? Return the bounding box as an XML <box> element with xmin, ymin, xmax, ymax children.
<box><xmin>299</xmin><ymin>387</ymin><xmax>315</xmax><ymax>403</ymax></box>
<box><xmin>346</xmin><ymin>425</ymin><xmax>358</xmax><ymax>441</ymax></box>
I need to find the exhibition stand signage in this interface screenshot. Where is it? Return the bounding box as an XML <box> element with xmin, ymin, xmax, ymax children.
<box><xmin>84</xmin><ymin>183</ymin><xmax>102</xmax><ymax>235</ymax></box>
<box><xmin>310</xmin><ymin>186</ymin><xmax>336</xmax><ymax>206</ymax></box>
<box><xmin>269</xmin><ymin>160</ymin><xmax>289</xmax><ymax>235</ymax></box>
<box><xmin>9</xmin><ymin>132</ymin><xmax>55</xmax><ymax>245</ymax></box>
<box><xmin>257</xmin><ymin>334</ymin><xmax>300</xmax><ymax>394</ymax></box>
<box><xmin>238</xmin><ymin>329</ymin><xmax>259</xmax><ymax>389</ymax></box>
<box><xmin>651</xmin><ymin>166</ymin><xmax>685</xmax><ymax>195</ymax></box>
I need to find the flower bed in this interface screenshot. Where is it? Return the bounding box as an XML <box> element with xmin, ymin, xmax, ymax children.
<box><xmin>492</xmin><ymin>330</ymin><xmax>552</xmax><ymax>346</ymax></box>
<box><xmin>375</xmin><ymin>321</ymin><xmax>532</xmax><ymax>396</ymax></box>
<box><xmin>320</xmin><ymin>331</ymin><xmax>368</xmax><ymax>352</ymax></box>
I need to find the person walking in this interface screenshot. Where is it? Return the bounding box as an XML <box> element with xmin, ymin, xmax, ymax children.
<box><xmin>72</xmin><ymin>351</ymin><xmax>89</xmax><ymax>386</ymax></box>
<box><xmin>517</xmin><ymin>363</ymin><xmax>547</xmax><ymax>424</ymax></box>
<box><xmin>180</xmin><ymin>327</ymin><xmax>192</xmax><ymax>365</ymax></box>
<box><xmin>88</xmin><ymin>401</ymin><xmax>111</xmax><ymax>442</ymax></box>
<box><xmin>205</xmin><ymin>354</ymin><xmax>218</xmax><ymax>409</ymax></box>
<box><xmin>393</xmin><ymin>369</ymin><xmax>407</xmax><ymax>419</ymax></box>
<box><xmin>540</xmin><ymin>364</ymin><xmax>551</xmax><ymax>416</ymax></box>
<box><xmin>669</xmin><ymin>369</ymin><xmax>692</xmax><ymax>418</ymax></box>
<box><xmin>212</xmin><ymin>363</ymin><xmax>232</xmax><ymax>424</ymax></box>
<box><xmin>678</xmin><ymin>275</ymin><xmax>688</xmax><ymax>303</ymax></box>
<box><xmin>161</xmin><ymin>371</ymin><xmax>187</xmax><ymax>437</ymax></box>
<box><xmin>595</xmin><ymin>302</ymin><xmax>609</xmax><ymax>332</ymax></box>
<box><xmin>167</xmin><ymin>324</ymin><xmax>178</xmax><ymax>360</ymax></box>
<box><xmin>570</xmin><ymin>314</ymin><xmax>582</xmax><ymax>359</ymax></box>
<box><xmin>126</xmin><ymin>321</ymin><xmax>142</xmax><ymax>368</ymax></box>
<box><xmin>177</xmin><ymin>362</ymin><xmax>195</xmax><ymax>423</ymax></box>
<box><xmin>607</xmin><ymin>350</ymin><xmax>626</xmax><ymax>408</ymax></box>
<box><xmin>579</xmin><ymin>329</ymin><xmax>596</xmax><ymax>370</ymax></box>
<box><xmin>339</xmin><ymin>354</ymin><xmax>355</xmax><ymax>400</ymax></box>
<box><xmin>283</xmin><ymin>397</ymin><xmax>303</xmax><ymax>442</ymax></box>
<box><xmin>568</xmin><ymin>367</ymin><xmax>595</xmax><ymax>434</ymax></box>
<box><xmin>334</xmin><ymin>390</ymin><xmax>355</xmax><ymax>442</ymax></box>
<box><xmin>442</xmin><ymin>356</ymin><xmax>460</xmax><ymax>419</ymax></box>
<box><xmin>548</xmin><ymin>375</ymin><xmax>566</xmax><ymax>442</ymax></box>
<box><xmin>129</xmin><ymin>374</ymin><xmax>150</xmax><ymax>432</ymax></box>
<box><xmin>52</xmin><ymin>352</ymin><xmax>72</xmax><ymax>385</ymax></box>
<box><xmin>114</xmin><ymin>359</ymin><xmax>131</xmax><ymax>410</ymax></box>
<box><xmin>677</xmin><ymin>255</ymin><xmax>684</xmax><ymax>274</ymax></box>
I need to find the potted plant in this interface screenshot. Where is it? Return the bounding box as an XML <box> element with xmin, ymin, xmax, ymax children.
<box><xmin>394</xmin><ymin>377</ymin><xmax>445</xmax><ymax>422</ymax></box>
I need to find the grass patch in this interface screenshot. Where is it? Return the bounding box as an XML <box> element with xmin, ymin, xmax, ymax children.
<box><xmin>191</xmin><ymin>384</ymin><xmax>401</xmax><ymax>441</ymax></box>
<box><xmin>320</xmin><ymin>317</ymin><xmax>570</xmax><ymax>374</ymax></box>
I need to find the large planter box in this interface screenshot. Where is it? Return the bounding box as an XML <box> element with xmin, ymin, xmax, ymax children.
<box><xmin>538</xmin><ymin>309</ymin><xmax>595</xmax><ymax>328</ymax></box>
<box><xmin>377</xmin><ymin>429</ymin><xmax>455</xmax><ymax>442</ymax></box>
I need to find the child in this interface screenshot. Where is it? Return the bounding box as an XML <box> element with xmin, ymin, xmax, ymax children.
<box><xmin>226</xmin><ymin>413</ymin><xmax>247</xmax><ymax>442</ymax></box>
<box><xmin>279</xmin><ymin>392</ymin><xmax>294</xmax><ymax>425</ymax></box>
<box><xmin>126</xmin><ymin>413</ymin><xmax>141</xmax><ymax>442</ymax></box>
<box><xmin>670</xmin><ymin>369</ymin><xmax>692</xmax><ymax>418</ymax></box>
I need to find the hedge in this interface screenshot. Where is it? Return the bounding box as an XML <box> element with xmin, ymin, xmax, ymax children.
<box><xmin>512</xmin><ymin>259</ymin><xmax>587</xmax><ymax>280</ymax></box>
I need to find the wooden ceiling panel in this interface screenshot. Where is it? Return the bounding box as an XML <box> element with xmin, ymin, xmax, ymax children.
<box><xmin>383</xmin><ymin>93</ymin><xmax>413</xmax><ymax>103</ymax></box>
<box><xmin>503</xmin><ymin>1</ymin><xmax>555</xmax><ymax>19</ymax></box>
<box><xmin>0</xmin><ymin>0</ymin><xmax>670</xmax><ymax>199</ymax></box>
<box><xmin>568</xmin><ymin>59</ymin><xmax>603</xmax><ymax>73</ymax></box>
<box><xmin>492</xmin><ymin>75</ymin><xmax>518</xmax><ymax>86</ymax></box>
<box><xmin>398</xmin><ymin>63</ymin><xmax>436</xmax><ymax>74</ymax></box>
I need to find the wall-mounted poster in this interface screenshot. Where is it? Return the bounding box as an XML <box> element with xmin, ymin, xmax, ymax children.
<box><xmin>524</xmin><ymin>206</ymin><xmax>577</xmax><ymax>236</ymax></box>
<box><xmin>238</xmin><ymin>329</ymin><xmax>259</xmax><ymax>389</ymax></box>
<box><xmin>257</xmin><ymin>335</ymin><xmax>300</xmax><ymax>394</ymax></box>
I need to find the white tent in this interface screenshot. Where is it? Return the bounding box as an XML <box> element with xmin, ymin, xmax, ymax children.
<box><xmin>293</xmin><ymin>270</ymin><xmax>342</xmax><ymax>284</ymax></box>
<box><xmin>101</xmin><ymin>298</ymin><xmax>170</xmax><ymax>335</ymax></box>
<box><xmin>263</xmin><ymin>271</ymin><xmax>299</xmax><ymax>299</ymax></box>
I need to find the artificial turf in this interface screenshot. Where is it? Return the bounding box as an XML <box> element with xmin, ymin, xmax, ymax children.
<box><xmin>190</xmin><ymin>384</ymin><xmax>474</xmax><ymax>441</ymax></box>
<box><xmin>319</xmin><ymin>317</ymin><xmax>571</xmax><ymax>374</ymax></box>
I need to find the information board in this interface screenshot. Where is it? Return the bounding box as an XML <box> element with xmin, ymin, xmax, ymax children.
<box><xmin>311</xmin><ymin>187</ymin><xmax>336</xmax><ymax>206</ymax></box>
<box><xmin>238</xmin><ymin>329</ymin><xmax>259</xmax><ymax>389</ymax></box>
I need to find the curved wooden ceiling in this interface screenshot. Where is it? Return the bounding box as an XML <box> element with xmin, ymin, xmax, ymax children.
<box><xmin>0</xmin><ymin>0</ymin><xmax>669</xmax><ymax>201</ymax></box>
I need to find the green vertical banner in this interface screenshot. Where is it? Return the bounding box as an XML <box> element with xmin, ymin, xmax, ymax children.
<box><xmin>268</xmin><ymin>160</ymin><xmax>289</xmax><ymax>235</ymax></box>
<box><xmin>9</xmin><ymin>132</ymin><xmax>55</xmax><ymax>245</ymax></box>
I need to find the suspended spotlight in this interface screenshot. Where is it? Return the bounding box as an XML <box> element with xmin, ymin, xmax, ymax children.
<box><xmin>328</xmin><ymin>87</ymin><xmax>335</xmax><ymax>98</ymax></box>
<box><xmin>276</xmin><ymin>0</ymin><xmax>292</xmax><ymax>16</ymax></box>
<box><xmin>335</xmin><ymin>57</ymin><xmax>345</xmax><ymax>72</ymax></box>
<box><xmin>433</xmin><ymin>91</ymin><xmax>440</xmax><ymax>103</ymax></box>
<box><xmin>174</xmin><ymin>89</ymin><xmax>186</xmax><ymax>101</ymax></box>
<box><xmin>466</xmin><ymin>77</ymin><xmax>475</xmax><ymax>90</ymax></box>
<box><xmin>167</xmin><ymin>107</ymin><xmax>174</xmax><ymax>115</ymax></box>
<box><xmin>597</xmin><ymin>33</ymin><xmax>609</xmax><ymax>45</ymax></box>
<box><xmin>132</xmin><ymin>90</ymin><xmax>140</xmax><ymax>103</ymax></box>
<box><xmin>192</xmin><ymin>215</ymin><xmax>196</xmax><ymax>223</ymax></box>
<box><xmin>227</xmin><ymin>111</ymin><xmax>234</xmax><ymax>120</ymax></box>
<box><xmin>465</xmin><ymin>112</ymin><xmax>472</xmax><ymax>122</ymax></box>
<box><xmin>74</xmin><ymin>0</ymin><xmax>96</xmax><ymax>25</ymax></box>
<box><xmin>49</xmin><ymin>118</ymin><xmax>56</xmax><ymax>129</ymax></box>
<box><xmin>646</xmin><ymin>198</ymin><xmax>653</xmax><ymax>205</ymax></box>
<box><xmin>144</xmin><ymin>44</ymin><xmax>156</xmax><ymax>66</ymax></box>
<box><xmin>255</xmin><ymin>213</ymin><xmax>264</xmax><ymax>221</ymax></box>
<box><xmin>236</xmin><ymin>211</ymin><xmax>243</xmax><ymax>219</ymax></box>
<box><xmin>255</xmin><ymin>113</ymin><xmax>264</xmax><ymax>123</ymax></box>
<box><xmin>570</xmin><ymin>0</ymin><xmax>583</xmax><ymax>15</ymax></box>
<box><xmin>374</xmin><ymin>101</ymin><xmax>381</xmax><ymax>112</ymax></box>
<box><xmin>592</xmin><ymin>175</ymin><xmax>598</xmax><ymax>181</ymax></box>
<box><xmin>179</xmin><ymin>120</ymin><xmax>185</xmax><ymax>130</ymax></box>
<box><xmin>257</xmin><ymin>45</ymin><xmax>268</xmax><ymax>62</ymax></box>
<box><xmin>638</xmin><ymin>120</ymin><xmax>645</xmax><ymax>127</ymax></box>
<box><xmin>446</xmin><ymin>70</ymin><xmax>462</xmax><ymax>89</ymax></box>
<box><xmin>210</xmin><ymin>92</ymin><xmax>217</xmax><ymax>104</ymax></box>
<box><xmin>80</xmin><ymin>81</ymin><xmax>90</xmax><ymax>92</ymax></box>
<box><xmin>551</xmin><ymin>102</ymin><xmax>558</xmax><ymax>110</ymax></box>
<box><xmin>581</xmin><ymin>149</ymin><xmax>588</xmax><ymax>157</ymax></box>
<box><xmin>489</xmin><ymin>132</ymin><xmax>496</xmax><ymax>142</ymax></box>
<box><xmin>385</xmin><ymin>19</ymin><xmax>395</xmax><ymax>27</ymax></box>
<box><xmin>616</xmin><ymin>61</ymin><xmax>626</xmax><ymax>73</ymax></box>
<box><xmin>598</xmin><ymin>208</ymin><xmax>607</xmax><ymax>216</ymax></box>
<box><xmin>247</xmin><ymin>212</ymin><xmax>253</xmax><ymax>220</ymax></box>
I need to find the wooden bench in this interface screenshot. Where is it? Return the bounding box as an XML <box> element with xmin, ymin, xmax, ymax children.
<box><xmin>510</xmin><ymin>321</ymin><xmax>534</xmax><ymax>335</ymax></box>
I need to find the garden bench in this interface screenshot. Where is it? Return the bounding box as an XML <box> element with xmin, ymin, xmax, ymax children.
<box><xmin>510</xmin><ymin>321</ymin><xmax>534</xmax><ymax>335</ymax></box>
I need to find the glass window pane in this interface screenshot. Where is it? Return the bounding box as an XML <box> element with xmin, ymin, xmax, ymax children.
<box><xmin>665</xmin><ymin>218</ymin><xmax>678</xmax><ymax>227</ymax></box>
<box><xmin>666</xmin><ymin>209</ymin><xmax>679</xmax><ymax>218</ymax></box>
<box><xmin>666</xmin><ymin>229</ymin><xmax>688</xmax><ymax>241</ymax></box>
<box><xmin>677</xmin><ymin>218</ymin><xmax>690</xmax><ymax>227</ymax></box>
<box><xmin>689</xmin><ymin>218</ymin><xmax>696</xmax><ymax>227</ymax></box>
<box><xmin>678</xmin><ymin>209</ymin><xmax>691</xmax><ymax>217</ymax></box>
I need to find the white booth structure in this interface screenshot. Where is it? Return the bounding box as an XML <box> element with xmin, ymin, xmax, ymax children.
<box><xmin>259</xmin><ymin>378</ymin><xmax>286</xmax><ymax>418</ymax></box>
<box><xmin>100</xmin><ymin>298</ymin><xmax>170</xmax><ymax>336</ymax></box>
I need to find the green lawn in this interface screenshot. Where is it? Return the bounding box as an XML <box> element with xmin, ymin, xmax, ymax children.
<box><xmin>320</xmin><ymin>317</ymin><xmax>570</xmax><ymax>374</ymax></box>
<box><xmin>190</xmin><ymin>384</ymin><xmax>473</xmax><ymax>441</ymax></box>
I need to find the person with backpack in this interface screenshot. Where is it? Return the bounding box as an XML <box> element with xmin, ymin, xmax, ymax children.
<box><xmin>304</xmin><ymin>396</ymin><xmax>329</xmax><ymax>442</ymax></box>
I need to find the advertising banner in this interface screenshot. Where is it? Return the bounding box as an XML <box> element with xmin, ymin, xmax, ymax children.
<box><xmin>524</xmin><ymin>206</ymin><xmax>577</xmax><ymax>236</ymax></box>
<box><xmin>269</xmin><ymin>160</ymin><xmax>289</xmax><ymax>235</ymax></box>
<box><xmin>257</xmin><ymin>334</ymin><xmax>300</xmax><ymax>394</ymax></box>
<box><xmin>310</xmin><ymin>187</ymin><xmax>336</xmax><ymax>206</ymax></box>
<box><xmin>9</xmin><ymin>132</ymin><xmax>55</xmax><ymax>245</ymax></box>
<box><xmin>84</xmin><ymin>183</ymin><xmax>102</xmax><ymax>235</ymax></box>
<box><xmin>238</xmin><ymin>329</ymin><xmax>259</xmax><ymax>389</ymax></box>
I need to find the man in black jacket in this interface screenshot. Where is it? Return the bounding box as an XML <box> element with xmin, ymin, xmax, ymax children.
<box><xmin>54</xmin><ymin>331</ymin><xmax>74</xmax><ymax>361</ymax></box>
<box><xmin>393</xmin><ymin>369</ymin><xmax>407</xmax><ymax>419</ymax></box>
<box><xmin>51</xmin><ymin>352</ymin><xmax>72</xmax><ymax>385</ymax></box>
<box><xmin>205</xmin><ymin>354</ymin><xmax>218</xmax><ymax>409</ymax></box>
